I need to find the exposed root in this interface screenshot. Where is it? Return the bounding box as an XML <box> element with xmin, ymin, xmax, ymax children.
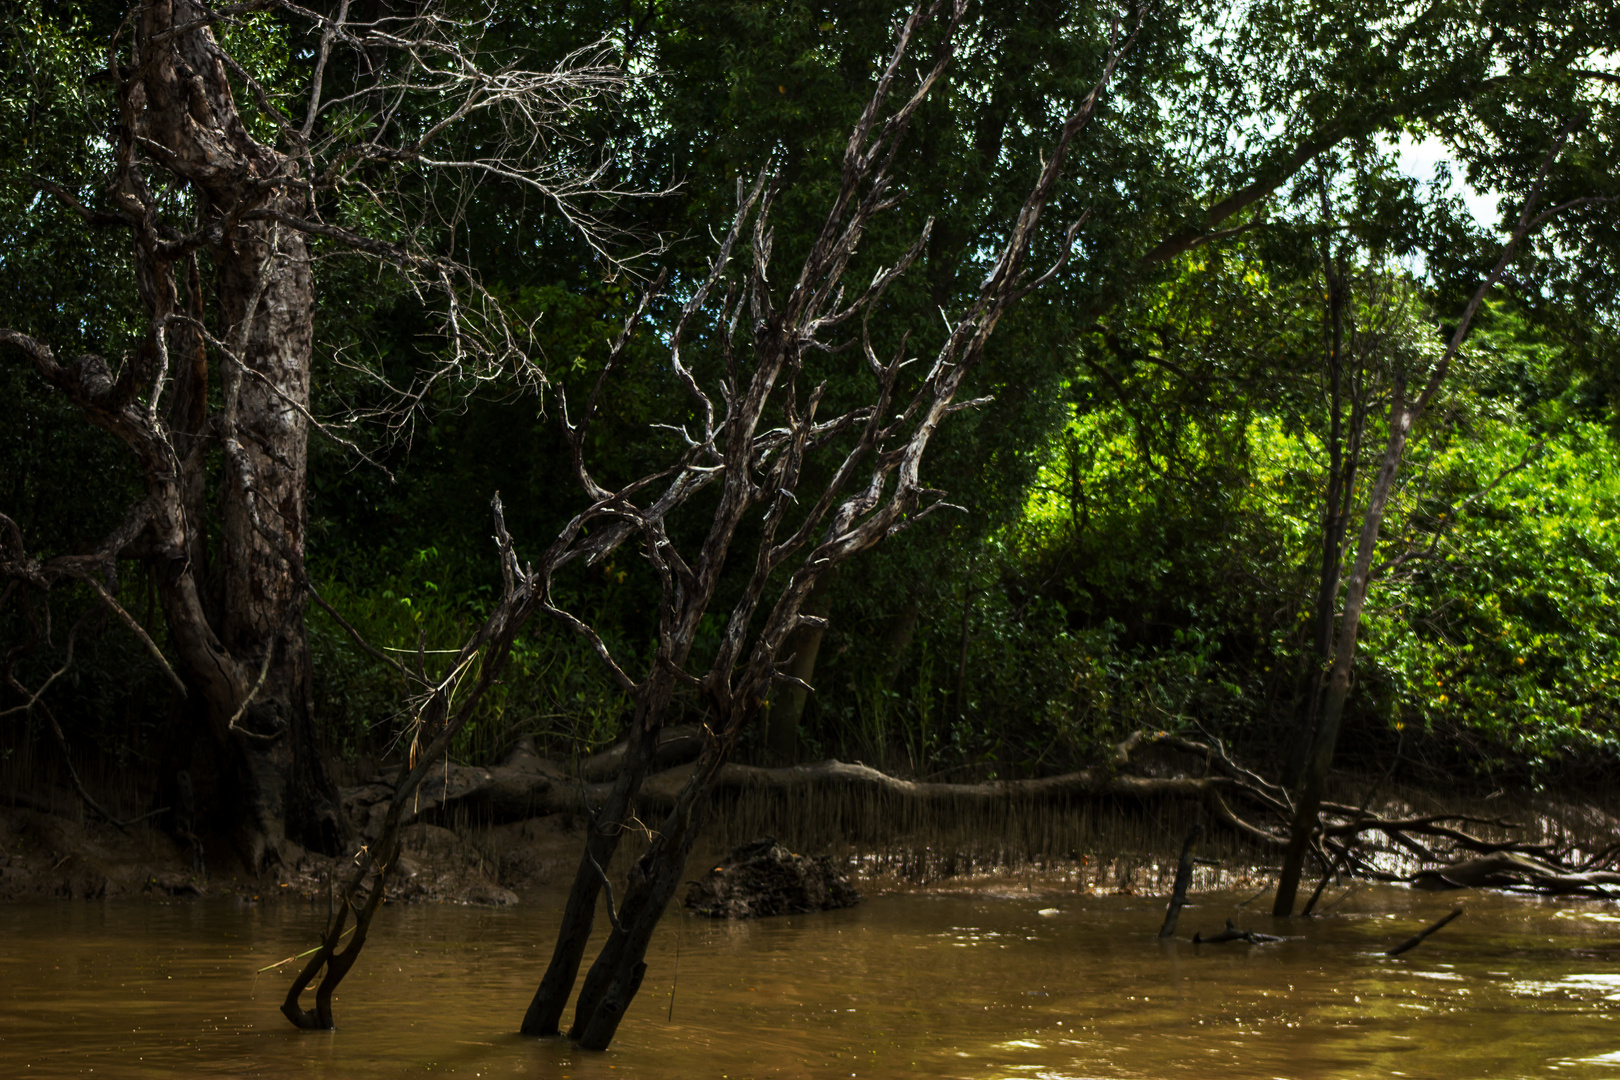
<box><xmin>350</xmin><ymin>728</ymin><xmax>1618</xmax><ymax>901</ymax></box>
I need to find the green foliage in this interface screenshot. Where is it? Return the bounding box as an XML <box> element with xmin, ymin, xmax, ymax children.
<box><xmin>5</xmin><ymin>0</ymin><xmax>1620</xmax><ymax>794</ymax></box>
<box><xmin>1363</xmin><ymin>420</ymin><xmax>1620</xmax><ymax>769</ymax></box>
<box><xmin>307</xmin><ymin>544</ymin><xmax>634</xmax><ymax>765</ymax></box>
<box><xmin>997</xmin><ymin>268</ymin><xmax>1620</xmax><ymax>782</ymax></box>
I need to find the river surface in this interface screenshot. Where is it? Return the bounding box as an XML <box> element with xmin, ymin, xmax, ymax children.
<box><xmin>3</xmin><ymin>880</ymin><xmax>1620</xmax><ymax>1078</ymax></box>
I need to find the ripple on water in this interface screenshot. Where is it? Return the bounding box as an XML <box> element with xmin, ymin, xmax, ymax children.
<box><xmin>1</xmin><ymin>885</ymin><xmax>1618</xmax><ymax>1079</ymax></box>
<box><xmin>1512</xmin><ymin>971</ymin><xmax>1620</xmax><ymax>1003</ymax></box>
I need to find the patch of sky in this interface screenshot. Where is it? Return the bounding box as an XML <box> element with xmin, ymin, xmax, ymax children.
<box><xmin>1387</xmin><ymin>131</ymin><xmax>1499</xmax><ymax>230</ymax></box>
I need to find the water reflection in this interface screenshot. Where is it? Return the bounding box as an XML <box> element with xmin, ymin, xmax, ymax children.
<box><xmin>0</xmin><ymin>883</ymin><xmax>1618</xmax><ymax>1078</ymax></box>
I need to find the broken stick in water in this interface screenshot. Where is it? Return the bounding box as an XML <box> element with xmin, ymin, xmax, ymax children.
<box><xmin>1159</xmin><ymin>823</ymin><xmax>1204</xmax><ymax>939</ymax></box>
<box><xmin>1301</xmin><ymin>847</ymin><xmax>1350</xmax><ymax>918</ymax></box>
<box><xmin>1193</xmin><ymin>918</ymin><xmax>1283</xmax><ymax>945</ymax></box>
<box><xmin>1387</xmin><ymin>907</ymin><xmax>1464</xmax><ymax>957</ymax></box>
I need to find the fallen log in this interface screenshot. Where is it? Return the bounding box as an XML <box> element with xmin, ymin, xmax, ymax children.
<box><xmin>341</xmin><ymin>731</ymin><xmax>1295</xmax><ymax>846</ymax></box>
<box><xmin>1326</xmin><ymin>813</ymin><xmax>1529</xmax><ymax>853</ymax></box>
<box><xmin>637</xmin><ymin>756</ymin><xmax>1287</xmax><ymax>848</ymax></box>
<box><xmin>342</xmin><ymin>744</ymin><xmax>618</xmax><ymax>837</ymax></box>
<box><xmin>340</xmin><ymin>730</ymin><xmax>1619</xmax><ymax>909</ymax></box>
<box><xmin>337</xmin><ymin>723</ymin><xmax>1620</xmax><ymax>915</ymax></box>
<box><xmin>579</xmin><ymin>725</ymin><xmax>704</xmax><ymax>782</ymax></box>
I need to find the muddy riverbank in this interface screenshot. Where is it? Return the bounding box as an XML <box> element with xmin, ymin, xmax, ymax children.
<box><xmin>0</xmin><ymin>802</ymin><xmax>583</xmax><ymax>905</ymax></box>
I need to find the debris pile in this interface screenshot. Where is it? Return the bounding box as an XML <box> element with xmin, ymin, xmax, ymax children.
<box><xmin>684</xmin><ymin>838</ymin><xmax>861</xmax><ymax>919</ymax></box>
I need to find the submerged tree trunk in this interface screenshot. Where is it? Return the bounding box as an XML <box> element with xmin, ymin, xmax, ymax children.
<box><xmin>568</xmin><ymin>744</ymin><xmax>724</xmax><ymax>1049</ymax></box>
<box><xmin>521</xmin><ymin>676</ymin><xmax>678</xmax><ymax>1036</ymax></box>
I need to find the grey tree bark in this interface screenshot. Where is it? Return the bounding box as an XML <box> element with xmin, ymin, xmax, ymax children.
<box><xmin>1</xmin><ymin>0</ymin><xmax>341</xmax><ymax>869</ymax></box>
<box><xmin>1272</xmin><ymin>125</ymin><xmax>1603</xmax><ymax>914</ymax></box>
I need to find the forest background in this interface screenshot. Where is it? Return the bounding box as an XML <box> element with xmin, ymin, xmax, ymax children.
<box><xmin>4</xmin><ymin>0</ymin><xmax>1619</xmax><ymax>822</ymax></box>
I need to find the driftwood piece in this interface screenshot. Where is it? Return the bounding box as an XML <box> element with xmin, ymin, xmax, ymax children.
<box><xmin>1193</xmin><ymin>918</ymin><xmax>1282</xmax><ymax>945</ymax></box>
<box><xmin>1387</xmin><ymin>907</ymin><xmax>1463</xmax><ymax>956</ymax></box>
<box><xmin>1411</xmin><ymin>853</ymin><xmax>1620</xmax><ymax>897</ymax></box>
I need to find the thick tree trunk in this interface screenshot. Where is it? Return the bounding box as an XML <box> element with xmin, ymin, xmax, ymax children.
<box><xmin>128</xmin><ymin>0</ymin><xmax>341</xmax><ymax>869</ymax></box>
<box><xmin>212</xmin><ymin>218</ymin><xmax>342</xmax><ymax>865</ymax></box>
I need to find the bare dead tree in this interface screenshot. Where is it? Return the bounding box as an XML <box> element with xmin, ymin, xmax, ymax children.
<box><xmin>522</xmin><ymin>0</ymin><xmax>1150</xmax><ymax>1049</ymax></box>
<box><xmin>268</xmin><ymin>0</ymin><xmax>1151</xmax><ymax>1044</ymax></box>
<box><xmin>279</xmin><ymin>493</ymin><xmax>539</xmax><ymax>1029</ymax></box>
<box><xmin>0</xmin><ymin>0</ymin><xmax>631</xmax><ymax>870</ymax></box>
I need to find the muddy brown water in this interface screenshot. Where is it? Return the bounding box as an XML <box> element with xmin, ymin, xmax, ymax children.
<box><xmin>3</xmin><ymin>880</ymin><xmax>1620</xmax><ymax>1079</ymax></box>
